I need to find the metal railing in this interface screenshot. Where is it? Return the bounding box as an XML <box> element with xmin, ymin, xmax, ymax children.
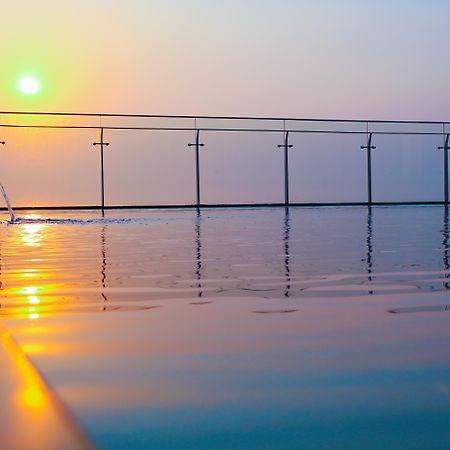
<box><xmin>0</xmin><ymin>111</ymin><xmax>449</xmax><ymax>212</ymax></box>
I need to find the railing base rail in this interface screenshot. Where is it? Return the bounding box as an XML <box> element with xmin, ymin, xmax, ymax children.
<box><xmin>0</xmin><ymin>201</ymin><xmax>448</xmax><ymax>212</ymax></box>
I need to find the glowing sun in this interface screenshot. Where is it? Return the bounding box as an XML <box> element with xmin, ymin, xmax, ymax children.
<box><xmin>17</xmin><ymin>76</ymin><xmax>40</xmax><ymax>95</ymax></box>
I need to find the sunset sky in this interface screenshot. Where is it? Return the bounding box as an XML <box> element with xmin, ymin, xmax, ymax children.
<box><xmin>1</xmin><ymin>1</ymin><xmax>449</xmax><ymax>206</ymax></box>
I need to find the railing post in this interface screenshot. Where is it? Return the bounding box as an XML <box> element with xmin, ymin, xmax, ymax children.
<box><xmin>188</xmin><ymin>128</ymin><xmax>204</xmax><ymax>209</ymax></box>
<box><xmin>438</xmin><ymin>125</ymin><xmax>449</xmax><ymax>204</ymax></box>
<box><xmin>93</xmin><ymin>128</ymin><xmax>110</xmax><ymax>216</ymax></box>
<box><xmin>445</xmin><ymin>129</ymin><xmax>449</xmax><ymax>204</ymax></box>
<box><xmin>368</xmin><ymin>136</ymin><xmax>372</xmax><ymax>204</ymax></box>
<box><xmin>361</xmin><ymin>123</ymin><xmax>376</xmax><ymax>205</ymax></box>
<box><xmin>277</xmin><ymin>130</ymin><xmax>293</xmax><ymax>206</ymax></box>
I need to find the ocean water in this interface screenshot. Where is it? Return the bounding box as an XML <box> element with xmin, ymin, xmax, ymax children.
<box><xmin>1</xmin><ymin>206</ymin><xmax>450</xmax><ymax>449</ymax></box>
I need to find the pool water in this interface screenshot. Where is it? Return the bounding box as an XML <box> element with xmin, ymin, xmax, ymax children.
<box><xmin>1</xmin><ymin>206</ymin><xmax>450</xmax><ymax>449</ymax></box>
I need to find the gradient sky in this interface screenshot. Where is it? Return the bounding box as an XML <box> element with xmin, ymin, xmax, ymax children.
<box><xmin>1</xmin><ymin>1</ymin><xmax>450</xmax><ymax>206</ymax></box>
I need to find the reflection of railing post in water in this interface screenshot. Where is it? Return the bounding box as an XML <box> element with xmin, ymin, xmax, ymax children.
<box><xmin>93</xmin><ymin>128</ymin><xmax>110</xmax><ymax>217</ymax></box>
<box><xmin>100</xmin><ymin>225</ymin><xmax>108</xmax><ymax>302</ymax></box>
<box><xmin>188</xmin><ymin>128</ymin><xmax>204</xmax><ymax>210</ymax></box>
<box><xmin>360</xmin><ymin>125</ymin><xmax>376</xmax><ymax>205</ymax></box>
<box><xmin>195</xmin><ymin>211</ymin><xmax>203</xmax><ymax>298</ymax></box>
<box><xmin>278</xmin><ymin>129</ymin><xmax>293</xmax><ymax>206</ymax></box>
<box><xmin>442</xmin><ymin>206</ymin><xmax>450</xmax><ymax>289</ymax></box>
<box><xmin>365</xmin><ymin>207</ymin><xmax>374</xmax><ymax>295</ymax></box>
<box><xmin>283</xmin><ymin>208</ymin><xmax>291</xmax><ymax>297</ymax></box>
<box><xmin>438</xmin><ymin>129</ymin><xmax>449</xmax><ymax>204</ymax></box>
<box><xmin>0</xmin><ymin>140</ymin><xmax>5</xmax><ymax>219</ymax></box>
<box><xmin>0</xmin><ymin>232</ymin><xmax>2</xmax><ymax>291</ymax></box>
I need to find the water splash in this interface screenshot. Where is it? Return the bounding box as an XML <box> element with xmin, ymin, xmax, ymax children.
<box><xmin>0</xmin><ymin>183</ymin><xmax>15</xmax><ymax>223</ymax></box>
<box><xmin>12</xmin><ymin>217</ymin><xmax>134</xmax><ymax>225</ymax></box>
<box><xmin>10</xmin><ymin>215</ymin><xmax>214</xmax><ymax>225</ymax></box>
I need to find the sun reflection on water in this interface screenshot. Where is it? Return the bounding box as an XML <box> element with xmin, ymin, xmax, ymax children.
<box><xmin>19</xmin><ymin>216</ymin><xmax>47</xmax><ymax>248</ymax></box>
<box><xmin>28</xmin><ymin>296</ymin><xmax>40</xmax><ymax>305</ymax></box>
<box><xmin>1</xmin><ymin>327</ymin><xmax>47</xmax><ymax>411</ymax></box>
<box><xmin>19</xmin><ymin>287</ymin><xmax>45</xmax><ymax>320</ymax></box>
<box><xmin>21</xmin><ymin>382</ymin><xmax>46</xmax><ymax>409</ymax></box>
<box><xmin>0</xmin><ymin>324</ymin><xmax>94</xmax><ymax>448</ymax></box>
<box><xmin>21</xmin><ymin>268</ymin><xmax>38</xmax><ymax>278</ymax></box>
<box><xmin>22</xmin><ymin>286</ymin><xmax>40</xmax><ymax>295</ymax></box>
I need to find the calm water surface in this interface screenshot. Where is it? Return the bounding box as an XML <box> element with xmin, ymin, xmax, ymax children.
<box><xmin>1</xmin><ymin>206</ymin><xmax>450</xmax><ymax>449</ymax></box>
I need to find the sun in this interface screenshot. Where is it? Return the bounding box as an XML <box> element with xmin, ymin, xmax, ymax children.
<box><xmin>17</xmin><ymin>75</ymin><xmax>41</xmax><ymax>95</ymax></box>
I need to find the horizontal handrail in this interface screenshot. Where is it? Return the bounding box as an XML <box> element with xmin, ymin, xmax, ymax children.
<box><xmin>0</xmin><ymin>110</ymin><xmax>449</xmax><ymax>125</ymax></box>
<box><xmin>0</xmin><ymin>124</ymin><xmax>446</xmax><ymax>135</ymax></box>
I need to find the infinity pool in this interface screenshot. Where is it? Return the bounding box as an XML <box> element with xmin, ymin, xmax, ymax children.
<box><xmin>1</xmin><ymin>206</ymin><xmax>450</xmax><ymax>449</ymax></box>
